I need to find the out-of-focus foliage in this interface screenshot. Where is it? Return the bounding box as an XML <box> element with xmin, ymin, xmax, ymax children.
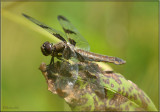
<box><xmin>1</xmin><ymin>1</ymin><xmax>158</xmax><ymax>111</ymax></box>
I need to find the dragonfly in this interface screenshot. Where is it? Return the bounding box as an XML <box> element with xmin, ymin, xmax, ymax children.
<box><xmin>23</xmin><ymin>14</ymin><xmax>126</xmax><ymax>106</ymax></box>
<box><xmin>22</xmin><ymin>13</ymin><xmax>126</xmax><ymax>66</ymax></box>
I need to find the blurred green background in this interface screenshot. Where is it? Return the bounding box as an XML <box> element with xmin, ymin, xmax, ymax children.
<box><xmin>1</xmin><ymin>1</ymin><xmax>158</xmax><ymax>111</ymax></box>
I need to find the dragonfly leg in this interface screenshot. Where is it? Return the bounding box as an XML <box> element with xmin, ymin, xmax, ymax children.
<box><xmin>50</xmin><ymin>56</ymin><xmax>54</xmax><ymax>65</ymax></box>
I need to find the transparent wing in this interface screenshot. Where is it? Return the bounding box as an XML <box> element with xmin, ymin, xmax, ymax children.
<box><xmin>22</xmin><ymin>13</ymin><xmax>67</xmax><ymax>42</ymax></box>
<box><xmin>43</xmin><ymin>60</ymin><xmax>105</xmax><ymax>99</ymax></box>
<box><xmin>57</xmin><ymin>15</ymin><xmax>90</xmax><ymax>51</ymax></box>
<box><xmin>62</xmin><ymin>44</ymin><xmax>79</xmax><ymax>82</ymax></box>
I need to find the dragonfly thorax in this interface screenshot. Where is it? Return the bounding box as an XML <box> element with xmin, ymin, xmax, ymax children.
<box><xmin>53</xmin><ymin>42</ymin><xmax>65</xmax><ymax>53</ymax></box>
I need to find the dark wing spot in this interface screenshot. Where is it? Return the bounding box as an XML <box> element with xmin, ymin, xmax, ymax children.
<box><xmin>68</xmin><ymin>38</ymin><xmax>76</xmax><ymax>46</ymax></box>
<box><xmin>53</xmin><ymin>33</ymin><xmax>66</xmax><ymax>42</ymax></box>
<box><xmin>22</xmin><ymin>13</ymin><xmax>52</xmax><ymax>30</ymax></box>
<box><xmin>39</xmin><ymin>24</ymin><xmax>50</xmax><ymax>29</ymax></box>
<box><xmin>58</xmin><ymin>15</ymin><xmax>70</xmax><ymax>22</ymax></box>
<box><xmin>22</xmin><ymin>13</ymin><xmax>30</xmax><ymax>19</ymax></box>
<box><xmin>63</xmin><ymin>28</ymin><xmax>76</xmax><ymax>34</ymax></box>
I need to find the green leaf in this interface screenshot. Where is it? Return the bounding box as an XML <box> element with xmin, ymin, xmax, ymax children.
<box><xmin>39</xmin><ymin>61</ymin><xmax>157</xmax><ymax>111</ymax></box>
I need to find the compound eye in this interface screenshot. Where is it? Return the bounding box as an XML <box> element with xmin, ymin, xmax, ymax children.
<box><xmin>45</xmin><ymin>43</ymin><xmax>52</xmax><ymax>53</ymax></box>
<box><xmin>41</xmin><ymin>41</ymin><xmax>52</xmax><ymax>56</ymax></box>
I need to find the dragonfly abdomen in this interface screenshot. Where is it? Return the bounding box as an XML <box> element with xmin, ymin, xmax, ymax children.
<box><xmin>76</xmin><ymin>49</ymin><xmax>126</xmax><ymax>65</ymax></box>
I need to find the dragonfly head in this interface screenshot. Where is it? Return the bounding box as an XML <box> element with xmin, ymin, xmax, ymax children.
<box><xmin>41</xmin><ymin>41</ymin><xmax>53</xmax><ymax>56</ymax></box>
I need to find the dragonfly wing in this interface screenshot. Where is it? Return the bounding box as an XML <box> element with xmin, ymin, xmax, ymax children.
<box><xmin>22</xmin><ymin>13</ymin><xmax>67</xmax><ymax>42</ymax></box>
<box><xmin>62</xmin><ymin>44</ymin><xmax>79</xmax><ymax>79</ymax></box>
<box><xmin>41</xmin><ymin>60</ymin><xmax>106</xmax><ymax>102</ymax></box>
<box><xmin>57</xmin><ymin>15</ymin><xmax>90</xmax><ymax>51</ymax></box>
